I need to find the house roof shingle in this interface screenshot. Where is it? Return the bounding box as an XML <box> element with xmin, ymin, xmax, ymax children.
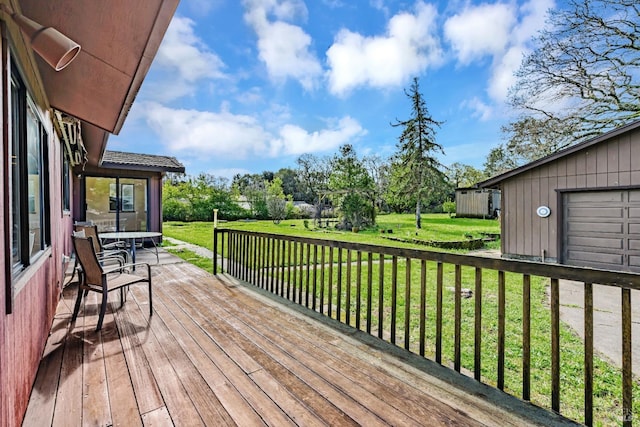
<box><xmin>101</xmin><ymin>150</ymin><xmax>185</xmax><ymax>173</ymax></box>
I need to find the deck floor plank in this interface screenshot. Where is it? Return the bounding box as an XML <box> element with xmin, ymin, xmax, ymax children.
<box><xmin>21</xmin><ymin>289</ymin><xmax>73</xmax><ymax>427</ymax></box>
<box><xmin>162</xmin><ymin>269</ymin><xmax>358</xmax><ymax>426</ymax></box>
<box><xmin>102</xmin><ymin>304</ymin><xmax>144</xmax><ymax>427</ymax></box>
<box><xmin>111</xmin><ymin>294</ymin><xmax>164</xmax><ymax>416</ymax></box>
<box><xmin>136</xmin><ymin>290</ymin><xmax>241</xmax><ymax>427</ymax></box>
<box><xmin>24</xmin><ymin>258</ymin><xmax>581</xmax><ymax>427</ymax></box>
<box><xmin>119</xmin><ymin>292</ymin><xmax>205</xmax><ymax>426</ymax></box>
<box><xmin>175</xmin><ymin>269</ymin><xmax>392</xmax><ymax>426</ymax></box>
<box><xmin>205</xmin><ymin>276</ymin><xmax>480</xmax><ymax>426</ymax></box>
<box><xmin>81</xmin><ymin>291</ymin><xmax>112</xmax><ymax>427</ymax></box>
<box><xmin>150</xmin><ymin>282</ymin><xmax>283</xmax><ymax>427</ymax></box>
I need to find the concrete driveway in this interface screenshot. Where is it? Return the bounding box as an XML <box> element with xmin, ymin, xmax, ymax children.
<box><xmin>559</xmin><ymin>280</ymin><xmax>640</xmax><ymax>375</ymax></box>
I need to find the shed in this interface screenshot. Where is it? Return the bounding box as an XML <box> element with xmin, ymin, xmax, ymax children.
<box><xmin>455</xmin><ymin>188</ymin><xmax>501</xmax><ymax>218</ymax></box>
<box><xmin>479</xmin><ymin>119</ymin><xmax>640</xmax><ymax>272</ymax></box>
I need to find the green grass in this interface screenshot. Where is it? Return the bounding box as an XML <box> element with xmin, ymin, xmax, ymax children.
<box><xmin>166</xmin><ymin>247</ymin><xmax>213</xmax><ymax>273</ymax></box>
<box><xmin>162</xmin><ymin>215</ymin><xmax>636</xmax><ymax>425</ymax></box>
<box><xmin>164</xmin><ymin>213</ymin><xmax>501</xmax><ymax>253</ymax></box>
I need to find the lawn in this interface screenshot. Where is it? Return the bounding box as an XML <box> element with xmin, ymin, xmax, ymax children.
<box><xmin>164</xmin><ymin>213</ymin><xmax>501</xmax><ymax>252</ymax></box>
<box><xmin>162</xmin><ymin>214</ymin><xmax>637</xmax><ymax>426</ymax></box>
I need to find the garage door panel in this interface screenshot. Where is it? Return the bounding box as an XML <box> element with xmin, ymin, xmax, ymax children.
<box><xmin>568</xmin><ymin>192</ymin><xmax>623</xmax><ymax>203</ymax></box>
<box><xmin>564</xmin><ymin>190</ymin><xmax>640</xmax><ymax>272</ymax></box>
<box><xmin>627</xmin><ymin>190</ymin><xmax>640</xmax><ymax>202</ymax></box>
<box><xmin>567</xmin><ymin>221</ymin><xmax>623</xmax><ymax>233</ymax></box>
<box><xmin>567</xmin><ymin>250</ymin><xmax>623</xmax><ymax>265</ymax></box>
<box><xmin>567</xmin><ymin>207</ymin><xmax>623</xmax><ymax>218</ymax></box>
<box><xmin>567</xmin><ymin>236</ymin><xmax>623</xmax><ymax>249</ymax></box>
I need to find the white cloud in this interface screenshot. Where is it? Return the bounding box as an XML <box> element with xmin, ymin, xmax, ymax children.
<box><xmin>270</xmin><ymin>116</ymin><xmax>367</xmax><ymax>156</ymax></box>
<box><xmin>144</xmin><ymin>103</ymin><xmax>270</xmax><ymax>159</ymax></box>
<box><xmin>461</xmin><ymin>97</ymin><xmax>493</xmax><ymax>121</ymax></box>
<box><xmin>243</xmin><ymin>0</ymin><xmax>322</xmax><ymax>90</ymax></box>
<box><xmin>141</xmin><ymin>103</ymin><xmax>364</xmax><ymax>160</ymax></box>
<box><xmin>207</xmin><ymin>168</ymin><xmax>252</xmax><ymax>180</ymax></box>
<box><xmin>444</xmin><ymin>0</ymin><xmax>554</xmax><ymax>104</ymax></box>
<box><xmin>326</xmin><ymin>1</ymin><xmax>442</xmax><ymax>96</ymax></box>
<box><xmin>151</xmin><ymin>16</ymin><xmax>227</xmax><ymax>101</ymax></box>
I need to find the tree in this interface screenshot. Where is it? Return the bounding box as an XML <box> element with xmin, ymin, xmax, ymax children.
<box><xmin>296</xmin><ymin>153</ymin><xmax>331</xmax><ymax>223</ymax></box>
<box><xmin>446</xmin><ymin>162</ymin><xmax>486</xmax><ymax>188</ymax></box>
<box><xmin>266</xmin><ymin>177</ymin><xmax>287</xmax><ymax>224</ymax></box>
<box><xmin>483</xmin><ymin>145</ymin><xmax>518</xmax><ymax>178</ymax></box>
<box><xmin>329</xmin><ymin>144</ymin><xmax>375</xmax><ymax>229</ymax></box>
<box><xmin>390</xmin><ymin>77</ymin><xmax>444</xmax><ymax>228</ymax></box>
<box><xmin>507</xmin><ymin>0</ymin><xmax>640</xmax><ymax>154</ymax></box>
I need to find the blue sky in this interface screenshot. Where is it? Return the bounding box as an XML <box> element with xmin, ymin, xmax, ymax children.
<box><xmin>108</xmin><ymin>0</ymin><xmax>554</xmax><ymax>179</ymax></box>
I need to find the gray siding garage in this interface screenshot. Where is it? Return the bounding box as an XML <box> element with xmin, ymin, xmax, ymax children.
<box><xmin>563</xmin><ymin>190</ymin><xmax>640</xmax><ymax>272</ymax></box>
<box><xmin>479</xmin><ymin>119</ymin><xmax>640</xmax><ymax>271</ymax></box>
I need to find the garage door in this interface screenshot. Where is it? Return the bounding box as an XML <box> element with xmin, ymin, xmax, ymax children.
<box><xmin>563</xmin><ymin>190</ymin><xmax>640</xmax><ymax>272</ymax></box>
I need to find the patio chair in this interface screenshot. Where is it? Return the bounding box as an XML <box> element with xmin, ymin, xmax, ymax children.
<box><xmin>74</xmin><ymin>224</ymin><xmax>129</xmax><ymax>262</ymax></box>
<box><xmin>71</xmin><ymin>235</ymin><xmax>153</xmax><ymax>331</ymax></box>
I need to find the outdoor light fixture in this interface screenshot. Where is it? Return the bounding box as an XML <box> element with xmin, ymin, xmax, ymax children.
<box><xmin>0</xmin><ymin>3</ymin><xmax>81</xmax><ymax>71</ymax></box>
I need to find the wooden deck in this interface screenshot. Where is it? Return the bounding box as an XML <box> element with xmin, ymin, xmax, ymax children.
<box><xmin>23</xmin><ymin>259</ymin><xmax>577</xmax><ymax>426</ymax></box>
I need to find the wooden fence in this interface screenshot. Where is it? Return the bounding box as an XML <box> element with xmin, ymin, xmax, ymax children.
<box><xmin>213</xmin><ymin>228</ymin><xmax>639</xmax><ymax>426</ymax></box>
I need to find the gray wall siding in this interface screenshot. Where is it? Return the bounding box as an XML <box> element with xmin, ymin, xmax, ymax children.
<box><xmin>501</xmin><ymin>128</ymin><xmax>640</xmax><ymax>261</ymax></box>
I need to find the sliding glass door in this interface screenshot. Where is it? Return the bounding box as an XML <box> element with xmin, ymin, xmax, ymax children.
<box><xmin>85</xmin><ymin>177</ymin><xmax>148</xmax><ymax>232</ymax></box>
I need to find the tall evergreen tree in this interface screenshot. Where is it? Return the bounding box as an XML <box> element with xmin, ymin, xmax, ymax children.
<box><xmin>390</xmin><ymin>77</ymin><xmax>444</xmax><ymax>229</ymax></box>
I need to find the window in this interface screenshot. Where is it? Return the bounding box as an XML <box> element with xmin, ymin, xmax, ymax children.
<box><xmin>121</xmin><ymin>183</ymin><xmax>134</xmax><ymax>212</ymax></box>
<box><xmin>10</xmin><ymin>63</ymin><xmax>50</xmax><ymax>276</ymax></box>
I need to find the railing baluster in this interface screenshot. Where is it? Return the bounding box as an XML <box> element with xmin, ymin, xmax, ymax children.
<box><xmin>312</xmin><ymin>245</ymin><xmax>318</xmax><ymax>310</ymax></box>
<box><xmin>378</xmin><ymin>253</ymin><xmax>384</xmax><ymax>339</ymax></box>
<box><xmin>280</xmin><ymin>240</ymin><xmax>286</xmax><ymax>296</ymax></box>
<box><xmin>252</xmin><ymin>235</ymin><xmax>258</xmax><ymax>285</ymax></box>
<box><xmin>328</xmin><ymin>246</ymin><xmax>334</xmax><ymax>317</ymax></box>
<box><xmin>419</xmin><ymin>259</ymin><xmax>427</xmax><ymax>357</ymax></box>
<box><xmin>305</xmin><ymin>243</ymin><xmax>311</xmax><ymax>307</ymax></box>
<box><xmin>213</xmin><ymin>229</ymin><xmax>218</xmax><ymax>275</ymax></box>
<box><xmin>404</xmin><ymin>257</ymin><xmax>411</xmax><ymax>351</ymax></box>
<box><xmin>523</xmin><ymin>274</ymin><xmax>531</xmax><ymax>401</ymax></box>
<box><xmin>337</xmin><ymin>248</ymin><xmax>343</xmax><ymax>321</ymax></box>
<box><xmin>498</xmin><ymin>270</ymin><xmax>505</xmax><ymax>391</ymax></box>
<box><xmin>367</xmin><ymin>252</ymin><xmax>373</xmax><ymax>335</ymax></box>
<box><xmin>271</xmin><ymin>238</ymin><xmax>277</xmax><ymax>293</ymax></box>
<box><xmin>584</xmin><ymin>282</ymin><xmax>593</xmax><ymax>427</ymax></box>
<box><xmin>320</xmin><ymin>245</ymin><xmax>325</xmax><ymax>314</ymax></box>
<box><xmin>474</xmin><ymin>267</ymin><xmax>482</xmax><ymax>381</ymax></box>
<box><xmin>622</xmin><ymin>288</ymin><xmax>632</xmax><ymax>427</ymax></box>
<box><xmin>436</xmin><ymin>262</ymin><xmax>443</xmax><ymax>364</ymax></box>
<box><xmin>286</xmin><ymin>240</ymin><xmax>292</xmax><ymax>299</ymax></box>
<box><xmin>274</xmin><ymin>237</ymin><xmax>280</xmax><ymax>293</ymax></box>
<box><xmin>391</xmin><ymin>255</ymin><xmax>398</xmax><ymax>345</ymax></box>
<box><xmin>346</xmin><ymin>249</ymin><xmax>352</xmax><ymax>326</ymax></box>
<box><xmin>291</xmin><ymin>242</ymin><xmax>298</xmax><ymax>301</ymax></box>
<box><xmin>455</xmin><ymin>264</ymin><xmax>462</xmax><ymax>372</ymax></box>
<box><xmin>220</xmin><ymin>230</ymin><xmax>225</xmax><ymax>273</ymax></box>
<box><xmin>356</xmin><ymin>251</ymin><xmax>362</xmax><ymax>330</ymax></box>
<box><xmin>551</xmin><ymin>277</ymin><xmax>560</xmax><ymax>412</ymax></box>
<box><xmin>298</xmin><ymin>242</ymin><xmax>304</xmax><ymax>305</ymax></box>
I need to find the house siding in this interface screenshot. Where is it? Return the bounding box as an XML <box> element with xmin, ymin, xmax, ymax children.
<box><xmin>500</xmin><ymin>127</ymin><xmax>640</xmax><ymax>262</ymax></box>
<box><xmin>0</xmin><ymin>27</ymin><xmax>70</xmax><ymax>427</ymax></box>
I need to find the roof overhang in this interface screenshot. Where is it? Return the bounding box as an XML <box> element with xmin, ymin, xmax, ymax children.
<box><xmin>19</xmin><ymin>0</ymin><xmax>179</xmax><ymax>164</ymax></box>
<box><xmin>478</xmin><ymin>119</ymin><xmax>640</xmax><ymax>188</ymax></box>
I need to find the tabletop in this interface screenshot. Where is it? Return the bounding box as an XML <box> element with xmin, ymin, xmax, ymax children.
<box><xmin>99</xmin><ymin>231</ymin><xmax>162</xmax><ymax>239</ymax></box>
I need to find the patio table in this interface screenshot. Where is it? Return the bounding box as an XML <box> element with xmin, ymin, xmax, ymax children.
<box><xmin>99</xmin><ymin>231</ymin><xmax>162</xmax><ymax>266</ymax></box>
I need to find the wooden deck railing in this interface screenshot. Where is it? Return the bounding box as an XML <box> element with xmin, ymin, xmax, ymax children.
<box><xmin>213</xmin><ymin>228</ymin><xmax>639</xmax><ymax>426</ymax></box>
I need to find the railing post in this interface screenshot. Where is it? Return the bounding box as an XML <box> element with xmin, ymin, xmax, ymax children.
<box><xmin>213</xmin><ymin>228</ymin><xmax>218</xmax><ymax>275</ymax></box>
